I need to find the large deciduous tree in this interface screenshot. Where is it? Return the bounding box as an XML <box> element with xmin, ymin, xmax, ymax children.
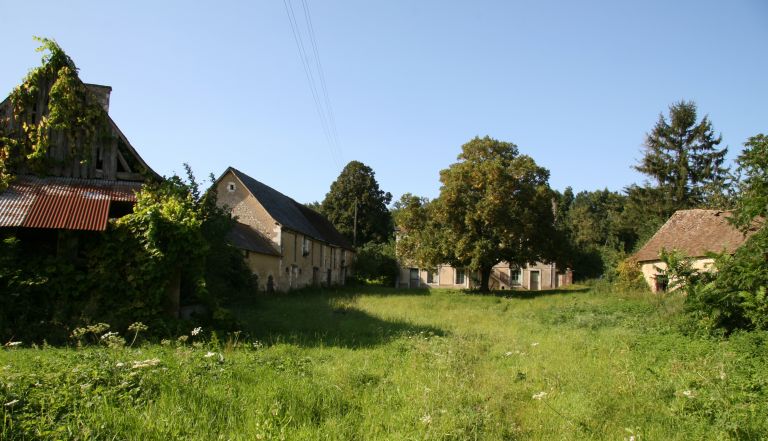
<box><xmin>399</xmin><ymin>136</ymin><xmax>560</xmax><ymax>292</ymax></box>
<box><xmin>634</xmin><ymin>100</ymin><xmax>729</xmax><ymax>214</ymax></box>
<box><xmin>321</xmin><ymin>160</ymin><xmax>393</xmax><ymax>245</ymax></box>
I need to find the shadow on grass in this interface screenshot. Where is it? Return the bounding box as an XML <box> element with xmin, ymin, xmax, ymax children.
<box><xmin>228</xmin><ymin>288</ymin><xmax>445</xmax><ymax>349</ymax></box>
<box><xmin>316</xmin><ymin>284</ymin><xmax>433</xmax><ymax>297</ymax></box>
<box><xmin>462</xmin><ymin>286</ymin><xmax>591</xmax><ymax>299</ymax></box>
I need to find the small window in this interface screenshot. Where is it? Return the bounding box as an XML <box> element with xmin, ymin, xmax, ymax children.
<box><xmin>455</xmin><ymin>268</ymin><xmax>466</xmax><ymax>285</ymax></box>
<box><xmin>302</xmin><ymin>236</ymin><xmax>311</xmax><ymax>256</ymax></box>
<box><xmin>510</xmin><ymin>268</ymin><xmax>521</xmax><ymax>285</ymax></box>
<box><xmin>227</xmin><ymin>182</ymin><xmax>236</xmax><ymax>192</ymax></box>
<box><xmin>655</xmin><ymin>274</ymin><xmax>669</xmax><ymax>292</ymax></box>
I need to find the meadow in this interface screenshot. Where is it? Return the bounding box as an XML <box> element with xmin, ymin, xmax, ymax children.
<box><xmin>2</xmin><ymin>285</ymin><xmax>767</xmax><ymax>440</ymax></box>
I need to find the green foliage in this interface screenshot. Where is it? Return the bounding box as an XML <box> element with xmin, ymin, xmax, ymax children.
<box><xmin>613</xmin><ymin>256</ymin><xmax>646</xmax><ymax>291</ymax></box>
<box><xmin>84</xmin><ymin>176</ymin><xmax>208</xmax><ymax>325</ymax></box>
<box><xmin>321</xmin><ymin>160</ymin><xmax>393</xmax><ymax>245</ymax></box>
<box><xmin>556</xmin><ymin>188</ymin><xmax>638</xmax><ymax>279</ymax></box>
<box><xmin>659</xmin><ymin>133</ymin><xmax>768</xmax><ymax>334</ymax></box>
<box><xmin>403</xmin><ymin>136</ymin><xmax>560</xmax><ymax>291</ymax></box>
<box><xmin>690</xmin><ymin>229</ymin><xmax>768</xmax><ymax>332</ymax></box>
<box><xmin>731</xmin><ymin>134</ymin><xmax>768</xmax><ymax>230</ymax></box>
<box><xmin>0</xmin><ymin>167</ymin><xmax>253</xmax><ymax>342</ymax></box>
<box><xmin>635</xmin><ymin>100</ymin><xmax>729</xmax><ymax>212</ymax></box>
<box><xmin>393</xmin><ymin>193</ymin><xmax>445</xmax><ymax>271</ymax></box>
<box><xmin>0</xmin><ymin>37</ymin><xmax>109</xmax><ymax>189</ymax></box>
<box><xmin>352</xmin><ymin>241</ymin><xmax>399</xmax><ymax>285</ymax></box>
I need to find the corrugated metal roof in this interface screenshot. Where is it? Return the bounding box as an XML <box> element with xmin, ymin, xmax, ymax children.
<box><xmin>0</xmin><ymin>175</ymin><xmax>141</xmax><ymax>231</ymax></box>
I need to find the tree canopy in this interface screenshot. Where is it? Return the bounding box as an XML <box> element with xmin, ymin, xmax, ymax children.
<box><xmin>397</xmin><ymin>136</ymin><xmax>560</xmax><ymax>292</ymax></box>
<box><xmin>321</xmin><ymin>160</ymin><xmax>393</xmax><ymax>246</ymax></box>
<box><xmin>633</xmin><ymin>100</ymin><xmax>729</xmax><ymax>215</ymax></box>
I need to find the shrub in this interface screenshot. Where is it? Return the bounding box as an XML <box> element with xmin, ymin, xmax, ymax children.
<box><xmin>352</xmin><ymin>241</ymin><xmax>399</xmax><ymax>286</ymax></box>
<box><xmin>0</xmin><ymin>167</ymin><xmax>252</xmax><ymax>343</ymax></box>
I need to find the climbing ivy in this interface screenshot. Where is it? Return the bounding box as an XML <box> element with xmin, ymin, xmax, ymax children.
<box><xmin>0</xmin><ymin>37</ymin><xmax>109</xmax><ymax>190</ymax></box>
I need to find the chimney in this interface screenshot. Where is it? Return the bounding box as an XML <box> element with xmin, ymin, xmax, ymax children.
<box><xmin>84</xmin><ymin>83</ymin><xmax>112</xmax><ymax>113</ymax></box>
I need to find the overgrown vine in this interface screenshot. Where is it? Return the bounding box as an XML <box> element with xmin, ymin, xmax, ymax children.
<box><xmin>0</xmin><ymin>37</ymin><xmax>109</xmax><ymax>190</ymax></box>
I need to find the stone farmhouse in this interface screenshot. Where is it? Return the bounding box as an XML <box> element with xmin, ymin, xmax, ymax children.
<box><xmin>634</xmin><ymin>209</ymin><xmax>758</xmax><ymax>292</ymax></box>
<box><xmin>397</xmin><ymin>261</ymin><xmax>572</xmax><ymax>291</ymax></box>
<box><xmin>395</xmin><ymin>229</ymin><xmax>572</xmax><ymax>290</ymax></box>
<box><xmin>214</xmin><ymin>167</ymin><xmax>354</xmax><ymax>292</ymax></box>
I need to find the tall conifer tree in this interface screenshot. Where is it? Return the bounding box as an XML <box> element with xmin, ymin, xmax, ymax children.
<box><xmin>634</xmin><ymin>100</ymin><xmax>728</xmax><ymax>213</ymax></box>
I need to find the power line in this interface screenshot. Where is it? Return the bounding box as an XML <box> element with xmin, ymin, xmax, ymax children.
<box><xmin>282</xmin><ymin>0</ymin><xmax>342</xmax><ymax>167</ymax></box>
<box><xmin>300</xmin><ymin>0</ymin><xmax>341</xmax><ymax>157</ymax></box>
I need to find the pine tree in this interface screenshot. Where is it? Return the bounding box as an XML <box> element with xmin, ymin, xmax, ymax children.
<box><xmin>634</xmin><ymin>100</ymin><xmax>728</xmax><ymax>213</ymax></box>
<box><xmin>321</xmin><ymin>161</ymin><xmax>393</xmax><ymax>245</ymax></box>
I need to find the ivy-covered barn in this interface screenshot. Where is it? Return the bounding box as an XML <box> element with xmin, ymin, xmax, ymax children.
<box><xmin>0</xmin><ymin>39</ymin><xmax>159</xmax><ymax>258</ymax></box>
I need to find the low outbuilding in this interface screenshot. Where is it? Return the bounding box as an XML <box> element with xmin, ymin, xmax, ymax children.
<box><xmin>633</xmin><ymin>209</ymin><xmax>757</xmax><ymax>292</ymax></box>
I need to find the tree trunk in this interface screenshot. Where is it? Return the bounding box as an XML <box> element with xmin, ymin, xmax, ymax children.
<box><xmin>479</xmin><ymin>266</ymin><xmax>492</xmax><ymax>293</ymax></box>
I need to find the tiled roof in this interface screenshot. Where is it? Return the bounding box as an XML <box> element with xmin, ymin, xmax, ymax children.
<box><xmin>227</xmin><ymin>167</ymin><xmax>353</xmax><ymax>250</ymax></box>
<box><xmin>226</xmin><ymin>222</ymin><xmax>281</xmax><ymax>256</ymax></box>
<box><xmin>0</xmin><ymin>175</ymin><xmax>140</xmax><ymax>231</ymax></box>
<box><xmin>634</xmin><ymin>209</ymin><xmax>757</xmax><ymax>262</ymax></box>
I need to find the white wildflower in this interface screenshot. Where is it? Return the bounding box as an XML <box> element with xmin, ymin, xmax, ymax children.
<box><xmin>532</xmin><ymin>391</ymin><xmax>547</xmax><ymax>400</ymax></box>
<box><xmin>115</xmin><ymin>362</ymin><xmax>125</xmax><ymax>368</ymax></box>
<box><xmin>420</xmin><ymin>413</ymin><xmax>432</xmax><ymax>425</ymax></box>
<box><xmin>191</xmin><ymin>327</ymin><xmax>203</xmax><ymax>336</ymax></box>
<box><xmin>504</xmin><ymin>351</ymin><xmax>513</xmax><ymax>356</ymax></box>
<box><xmin>131</xmin><ymin>358</ymin><xmax>161</xmax><ymax>369</ymax></box>
<box><xmin>204</xmin><ymin>351</ymin><xmax>217</xmax><ymax>358</ymax></box>
<box><xmin>4</xmin><ymin>399</ymin><xmax>19</xmax><ymax>407</ymax></box>
<box><xmin>530</xmin><ymin>342</ymin><xmax>539</xmax><ymax>347</ymax></box>
<box><xmin>100</xmin><ymin>331</ymin><xmax>119</xmax><ymax>340</ymax></box>
<box><xmin>682</xmin><ymin>390</ymin><xmax>695</xmax><ymax>398</ymax></box>
<box><xmin>4</xmin><ymin>341</ymin><xmax>22</xmax><ymax>347</ymax></box>
<box><xmin>719</xmin><ymin>371</ymin><xmax>726</xmax><ymax>380</ymax></box>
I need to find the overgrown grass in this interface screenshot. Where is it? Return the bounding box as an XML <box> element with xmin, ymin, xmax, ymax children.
<box><xmin>2</xmin><ymin>286</ymin><xmax>767</xmax><ymax>440</ymax></box>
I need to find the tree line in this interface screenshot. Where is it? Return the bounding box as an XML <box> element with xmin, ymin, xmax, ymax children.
<box><xmin>320</xmin><ymin>101</ymin><xmax>762</xmax><ymax>296</ymax></box>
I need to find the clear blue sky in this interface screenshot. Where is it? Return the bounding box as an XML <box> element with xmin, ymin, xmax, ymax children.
<box><xmin>2</xmin><ymin>1</ymin><xmax>766</xmax><ymax>204</ymax></box>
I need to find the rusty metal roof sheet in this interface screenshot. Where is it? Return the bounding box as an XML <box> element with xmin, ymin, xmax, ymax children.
<box><xmin>0</xmin><ymin>175</ymin><xmax>141</xmax><ymax>231</ymax></box>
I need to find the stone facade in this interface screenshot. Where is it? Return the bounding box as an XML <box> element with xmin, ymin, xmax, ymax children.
<box><xmin>215</xmin><ymin>168</ymin><xmax>353</xmax><ymax>292</ymax></box>
<box><xmin>639</xmin><ymin>258</ymin><xmax>716</xmax><ymax>293</ymax></box>
<box><xmin>397</xmin><ymin>261</ymin><xmax>572</xmax><ymax>291</ymax></box>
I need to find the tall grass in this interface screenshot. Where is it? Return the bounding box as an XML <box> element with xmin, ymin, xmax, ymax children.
<box><xmin>2</xmin><ymin>286</ymin><xmax>766</xmax><ymax>440</ymax></box>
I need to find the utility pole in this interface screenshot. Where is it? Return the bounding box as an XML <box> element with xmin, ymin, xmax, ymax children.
<box><xmin>353</xmin><ymin>197</ymin><xmax>358</xmax><ymax>247</ymax></box>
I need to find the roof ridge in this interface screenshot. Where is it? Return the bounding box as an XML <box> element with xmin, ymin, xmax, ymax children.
<box><xmin>224</xmin><ymin>167</ymin><xmax>353</xmax><ymax>250</ymax></box>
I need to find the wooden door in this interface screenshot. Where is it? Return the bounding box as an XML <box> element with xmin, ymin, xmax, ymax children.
<box><xmin>530</xmin><ymin>271</ymin><xmax>540</xmax><ymax>291</ymax></box>
<box><xmin>409</xmin><ymin>268</ymin><xmax>420</xmax><ymax>288</ymax></box>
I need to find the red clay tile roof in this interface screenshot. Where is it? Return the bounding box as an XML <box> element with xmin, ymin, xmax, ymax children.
<box><xmin>0</xmin><ymin>175</ymin><xmax>140</xmax><ymax>231</ymax></box>
<box><xmin>634</xmin><ymin>209</ymin><xmax>757</xmax><ymax>262</ymax></box>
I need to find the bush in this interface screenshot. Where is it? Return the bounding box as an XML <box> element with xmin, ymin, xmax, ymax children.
<box><xmin>352</xmin><ymin>241</ymin><xmax>399</xmax><ymax>286</ymax></box>
<box><xmin>0</xmin><ymin>168</ymin><xmax>252</xmax><ymax>343</ymax></box>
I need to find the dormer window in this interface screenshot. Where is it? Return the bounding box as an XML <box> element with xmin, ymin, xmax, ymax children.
<box><xmin>227</xmin><ymin>182</ymin><xmax>236</xmax><ymax>192</ymax></box>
